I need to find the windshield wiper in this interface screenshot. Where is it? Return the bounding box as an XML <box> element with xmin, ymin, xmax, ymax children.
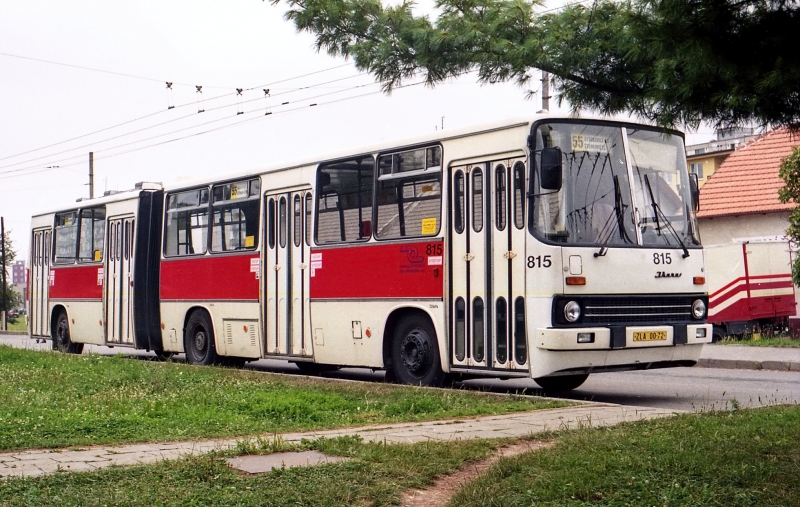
<box><xmin>594</xmin><ymin>175</ymin><xmax>632</xmax><ymax>257</ymax></box>
<box><xmin>643</xmin><ymin>175</ymin><xmax>689</xmax><ymax>258</ymax></box>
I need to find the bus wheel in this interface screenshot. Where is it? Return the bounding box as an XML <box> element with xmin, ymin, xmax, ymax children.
<box><xmin>534</xmin><ymin>374</ymin><xmax>589</xmax><ymax>392</ymax></box>
<box><xmin>184</xmin><ymin>311</ymin><xmax>218</xmax><ymax>366</ymax></box>
<box><xmin>391</xmin><ymin>314</ymin><xmax>446</xmax><ymax>387</ymax></box>
<box><xmin>53</xmin><ymin>310</ymin><xmax>84</xmax><ymax>354</ymax></box>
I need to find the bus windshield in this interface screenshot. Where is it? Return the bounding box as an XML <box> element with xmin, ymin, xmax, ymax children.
<box><xmin>530</xmin><ymin>122</ymin><xmax>700</xmax><ymax>249</ymax></box>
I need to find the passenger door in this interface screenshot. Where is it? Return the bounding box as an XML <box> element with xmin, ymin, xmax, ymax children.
<box><xmin>105</xmin><ymin>216</ymin><xmax>135</xmax><ymax>344</ymax></box>
<box><xmin>263</xmin><ymin>189</ymin><xmax>313</xmax><ymax>357</ymax></box>
<box><xmin>450</xmin><ymin>158</ymin><xmax>528</xmax><ymax>371</ymax></box>
<box><xmin>29</xmin><ymin>228</ymin><xmax>52</xmax><ymax>337</ymax></box>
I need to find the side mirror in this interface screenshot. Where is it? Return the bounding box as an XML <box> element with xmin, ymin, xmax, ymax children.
<box><xmin>689</xmin><ymin>173</ymin><xmax>700</xmax><ymax>212</ymax></box>
<box><xmin>540</xmin><ymin>147</ymin><xmax>563</xmax><ymax>191</ymax></box>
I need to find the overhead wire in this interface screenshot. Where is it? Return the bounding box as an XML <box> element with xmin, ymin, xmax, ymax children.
<box><xmin>0</xmin><ymin>71</ymin><xmax>370</xmax><ymax>172</ymax></box>
<box><xmin>0</xmin><ymin>62</ymin><xmax>355</xmax><ymax>163</ymax></box>
<box><xmin>0</xmin><ymin>76</ymin><xmax>389</xmax><ymax>179</ymax></box>
<box><xmin>0</xmin><ymin>76</ymin><xmax>440</xmax><ymax>181</ymax></box>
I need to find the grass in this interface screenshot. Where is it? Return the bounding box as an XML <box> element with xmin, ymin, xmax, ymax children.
<box><xmin>0</xmin><ymin>436</ymin><xmax>506</xmax><ymax>507</ymax></box>
<box><xmin>3</xmin><ymin>318</ymin><xmax>27</xmax><ymax>332</ymax></box>
<box><xmin>451</xmin><ymin>405</ymin><xmax>800</xmax><ymax>506</ymax></box>
<box><xmin>4</xmin><ymin>407</ymin><xmax>800</xmax><ymax>506</ymax></box>
<box><xmin>0</xmin><ymin>345</ymin><xmax>567</xmax><ymax>452</ymax></box>
<box><xmin>718</xmin><ymin>335</ymin><xmax>800</xmax><ymax>347</ymax></box>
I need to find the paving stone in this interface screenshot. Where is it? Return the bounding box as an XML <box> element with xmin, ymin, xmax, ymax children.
<box><xmin>226</xmin><ymin>451</ymin><xmax>349</xmax><ymax>474</ymax></box>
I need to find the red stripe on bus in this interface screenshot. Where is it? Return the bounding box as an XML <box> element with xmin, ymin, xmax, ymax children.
<box><xmin>160</xmin><ymin>254</ymin><xmax>259</xmax><ymax>301</ymax></box>
<box><xmin>710</xmin><ymin>280</ymin><xmax>795</xmax><ymax>307</ymax></box>
<box><xmin>49</xmin><ymin>265</ymin><xmax>103</xmax><ymax>300</ymax></box>
<box><xmin>310</xmin><ymin>241</ymin><xmax>444</xmax><ymax>299</ymax></box>
<box><xmin>709</xmin><ymin>273</ymin><xmax>792</xmax><ymax>299</ymax></box>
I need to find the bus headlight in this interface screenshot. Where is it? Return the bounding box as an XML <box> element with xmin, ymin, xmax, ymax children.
<box><xmin>564</xmin><ymin>301</ymin><xmax>581</xmax><ymax>323</ymax></box>
<box><xmin>692</xmin><ymin>299</ymin><xmax>706</xmax><ymax>319</ymax></box>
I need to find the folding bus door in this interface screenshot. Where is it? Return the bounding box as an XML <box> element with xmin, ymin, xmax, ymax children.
<box><xmin>488</xmin><ymin>159</ymin><xmax>528</xmax><ymax>370</ymax></box>
<box><xmin>263</xmin><ymin>189</ymin><xmax>313</xmax><ymax>357</ymax></box>
<box><xmin>29</xmin><ymin>228</ymin><xmax>52</xmax><ymax>337</ymax></box>
<box><xmin>451</xmin><ymin>163</ymin><xmax>489</xmax><ymax>369</ymax></box>
<box><xmin>105</xmin><ymin>216</ymin><xmax>135</xmax><ymax>345</ymax></box>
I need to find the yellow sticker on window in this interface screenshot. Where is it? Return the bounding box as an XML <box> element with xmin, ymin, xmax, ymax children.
<box><xmin>421</xmin><ymin>218</ymin><xmax>437</xmax><ymax>235</ymax></box>
<box><xmin>94</xmin><ymin>250</ymin><xmax>101</xmax><ymax>262</ymax></box>
<box><xmin>245</xmin><ymin>235</ymin><xmax>255</xmax><ymax>248</ymax></box>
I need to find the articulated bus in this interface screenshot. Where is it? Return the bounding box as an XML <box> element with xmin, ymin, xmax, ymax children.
<box><xmin>28</xmin><ymin>115</ymin><xmax>712</xmax><ymax>391</ymax></box>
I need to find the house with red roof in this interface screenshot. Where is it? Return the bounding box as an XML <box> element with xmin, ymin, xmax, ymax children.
<box><xmin>697</xmin><ymin>127</ymin><xmax>799</xmax><ymax>245</ymax></box>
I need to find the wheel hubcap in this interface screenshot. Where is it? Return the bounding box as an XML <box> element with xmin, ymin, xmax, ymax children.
<box><xmin>57</xmin><ymin>321</ymin><xmax>69</xmax><ymax>346</ymax></box>
<box><xmin>193</xmin><ymin>330</ymin><xmax>207</xmax><ymax>352</ymax></box>
<box><xmin>401</xmin><ymin>329</ymin><xmax>430</xmax><ymax>376</ymax></box>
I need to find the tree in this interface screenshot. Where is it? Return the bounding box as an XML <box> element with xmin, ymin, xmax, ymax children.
<box><xmin>779</xmin><ymin>147</ymin><xmax>800</xmax><ymax>283</ymax></box>
<box><xmin>1</xmin><ymin>229</ymin><xmax>21</xmax><ymax>317</ymax></box>
<box><xmin>275</xmin><ymin>0</ymin><xmax>800</xmax><ymax>129</ymax></box>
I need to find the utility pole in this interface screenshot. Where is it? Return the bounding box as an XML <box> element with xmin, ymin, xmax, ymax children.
<box><xmin>541</xmin><ymin>71</ymin><xmax>550</xmax><ymax>111</ymax></box>
<box><xmin>89</xmin><ymin>152</ymin><xmax>94</xmax><ymax>199</ymax></box>
<box><xmin>1</xmin><ymin>216</ymin><xmax>6</xmax><ymax>331</ymax></box>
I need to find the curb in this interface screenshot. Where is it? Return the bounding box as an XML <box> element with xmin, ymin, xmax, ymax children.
<box><xmin>697</xmin><ymin>358</ymin><xmax>800</xmax><ymax>372</ymax></box>
<box><xmin>0</xmin><ymin>331</ymin><xmax>28</xmax><ymax>336</ymax></box>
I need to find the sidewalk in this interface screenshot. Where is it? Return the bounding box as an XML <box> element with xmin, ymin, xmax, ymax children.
<box><xmin>698</xmin><ymin>344</ymin><xmax>800</xmax><ymax>372</ymax></box>
<box><xmin>0</xmin><ymin>403</ymin><xmax>676</xmax><ymax>478</ymax></box>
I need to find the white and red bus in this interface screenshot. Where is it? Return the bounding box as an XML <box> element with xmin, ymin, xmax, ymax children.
<box><xmin>28</xmin><ymin>115</ymin><xmax>712</xmax><ymax>390</ymax></box>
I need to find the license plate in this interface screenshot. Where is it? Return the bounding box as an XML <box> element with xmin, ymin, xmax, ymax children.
<box><xmin>632</xmin><ymin>330</ymin><xmax>668</xmax><ymax>342</ymax></box>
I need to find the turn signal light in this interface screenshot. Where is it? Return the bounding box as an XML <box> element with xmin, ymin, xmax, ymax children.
<box><xmin>693</xmin><ymin>276</ymin><xmax>706</xmax><ymax>285</ymax></box>
<box><xmin>565</xmin><ymin>276</ymin><xmax>586</xmax><ymax>286</ymax></box>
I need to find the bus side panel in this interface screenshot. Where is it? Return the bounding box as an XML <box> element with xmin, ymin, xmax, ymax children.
<box><xmin>310</xmin><ymin>240</ymin><xmax>444</xmax><ymax>299</ymax></box>
<box><xmin>161</xmin><ymin>255</ymin><xmax>260</xmax><ymax>301</ymax></box>
<box><xmin>133</xmin><ymin>190</ymin><xmax>164</xmax><ymax>351</ymax></box>
<box><xmin>49</xmin><ymin>265</ymin><xmax>104</xmax><ymax>344</ymax></box>
<box><xmin>309</xmin><ymin>240</ymin><xmax>445</xmax><ymax>368</ymax></box>
<box><xmin>160</xmin><ymin>254</ymin><xmax>261</xmax><ymax>357</ymax></box>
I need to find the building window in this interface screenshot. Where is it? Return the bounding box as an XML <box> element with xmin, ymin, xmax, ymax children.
<box><xmin>690</xmin><ymin>162</ymin><xmax>704</xmax><ymax>179</ymax></box>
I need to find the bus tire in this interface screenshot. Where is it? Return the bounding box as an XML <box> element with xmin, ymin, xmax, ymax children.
<box><xmin>390</xmin><ymin>314</ymin><xmax>446</xmax><ymax>387</ymax></box>
<box><xmin>53</xmin><ymin>310</ymin><xmax>84</xmax><ymax>354</ymax></box>
<box><xmin>184</xmin><ymin>311</ymin><xmax>218</xmax><ymax>366</ymax></box>
<box><xmin>534</xmin><ymin>374</ymin><xmax>589</xmax><ymax>392</ymax></box>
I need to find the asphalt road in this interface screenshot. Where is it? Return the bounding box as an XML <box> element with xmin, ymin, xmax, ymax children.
<box><xmin>3</xmin><ymin>333</ymin><xmax>799</xmax><ymax>413</ymax></box>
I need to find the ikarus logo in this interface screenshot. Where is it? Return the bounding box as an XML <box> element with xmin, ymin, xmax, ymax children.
<box><xmin>655</xmin><ymin>271</ymin><xmax>682</xmax><ymax>279</ymax></box>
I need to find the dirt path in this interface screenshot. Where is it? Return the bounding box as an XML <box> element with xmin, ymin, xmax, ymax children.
<box><xmin>400</xmin><ymin>440</ymin><xmax>554</xmax><ymax>507</ymax></box>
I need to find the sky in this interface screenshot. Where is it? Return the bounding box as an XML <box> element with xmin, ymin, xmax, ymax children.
<box><xmin>0</xmin><ymin>0</ymin><xmax>719</xmax><ymax>263</ymax></box>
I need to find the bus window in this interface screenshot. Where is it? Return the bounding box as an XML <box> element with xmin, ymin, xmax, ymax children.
<box><xmin>473</xmin><ymin>297</ymin><xmax>485</xmax><ymax>362</ymax></box>
<box><xmin>375</xmin><ymin>145</ymin><xmax>442</xmax><ymax>239</ymax></box>
<box><xmin>164</xmin><ymin>188</ymin><xmax>209</xmax><ymax>256</ymax></box>
<box><xmin>211</xmin><ymin>179</ymin><xmax>260</xmax><ymax>252</ymax></box>
<box><xmin>305</xmin><ymin>193</ymin><xmax>312</xmax><ymax>246</ymax></box>
<box><xmin>54</xmin><ymin>211</ymin><xmax>78</xmax><ymax>264</ymax></box>
<box><xmin>455</xmin><ymin>297</ymin><xmax>466</xmax><ymax>362</ymax></box>
<box><xmin>268</xmin><ymin>198</ymin><xmax>276</xmax><ymax>249</ymax></box>
<box><xmin>316</xmin><ymin>156</ymin><xmax>374</xmax><ymax>244</ymax></box>
<box><xmin>279</xmin><ymin>196</ymin><xmax>287</xmax><ymax>248</ymax></box>
<box><xmin>472</xmin><ymin>169</ymin><xmax>483</xmax><ymax>233</ymax></box>
<box><xmin>78</xmin><ymin>207</ymin><xmax>105</xmax><ymax>262</ymax></box>
<box><xmin>514</xmin><ymin>297</ymin><xmax>526</xmax><ymax>364</ymax></box>
<box><xmin>513</xmin><ymin>162</ymin><xmax>525</xmax><ymax>230</ymax></box>
<box><xmin>496</xmin><ymin>297</ymin><xmax>508</xmax><ymax>364</ymax></box>
<box><xmin>495</xmin><ymin>164</ymin><xmax>506</xmax><ymax>231</ymax></box>
<box><xmin>293</xmin><ymin>194</ymin><xmax>302</xmax><ymax>247</ymax></box>
<box><xmin>454</xmin><ymin>170</ymin><xmax>465</xmax><ymax>234</ymax></box>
